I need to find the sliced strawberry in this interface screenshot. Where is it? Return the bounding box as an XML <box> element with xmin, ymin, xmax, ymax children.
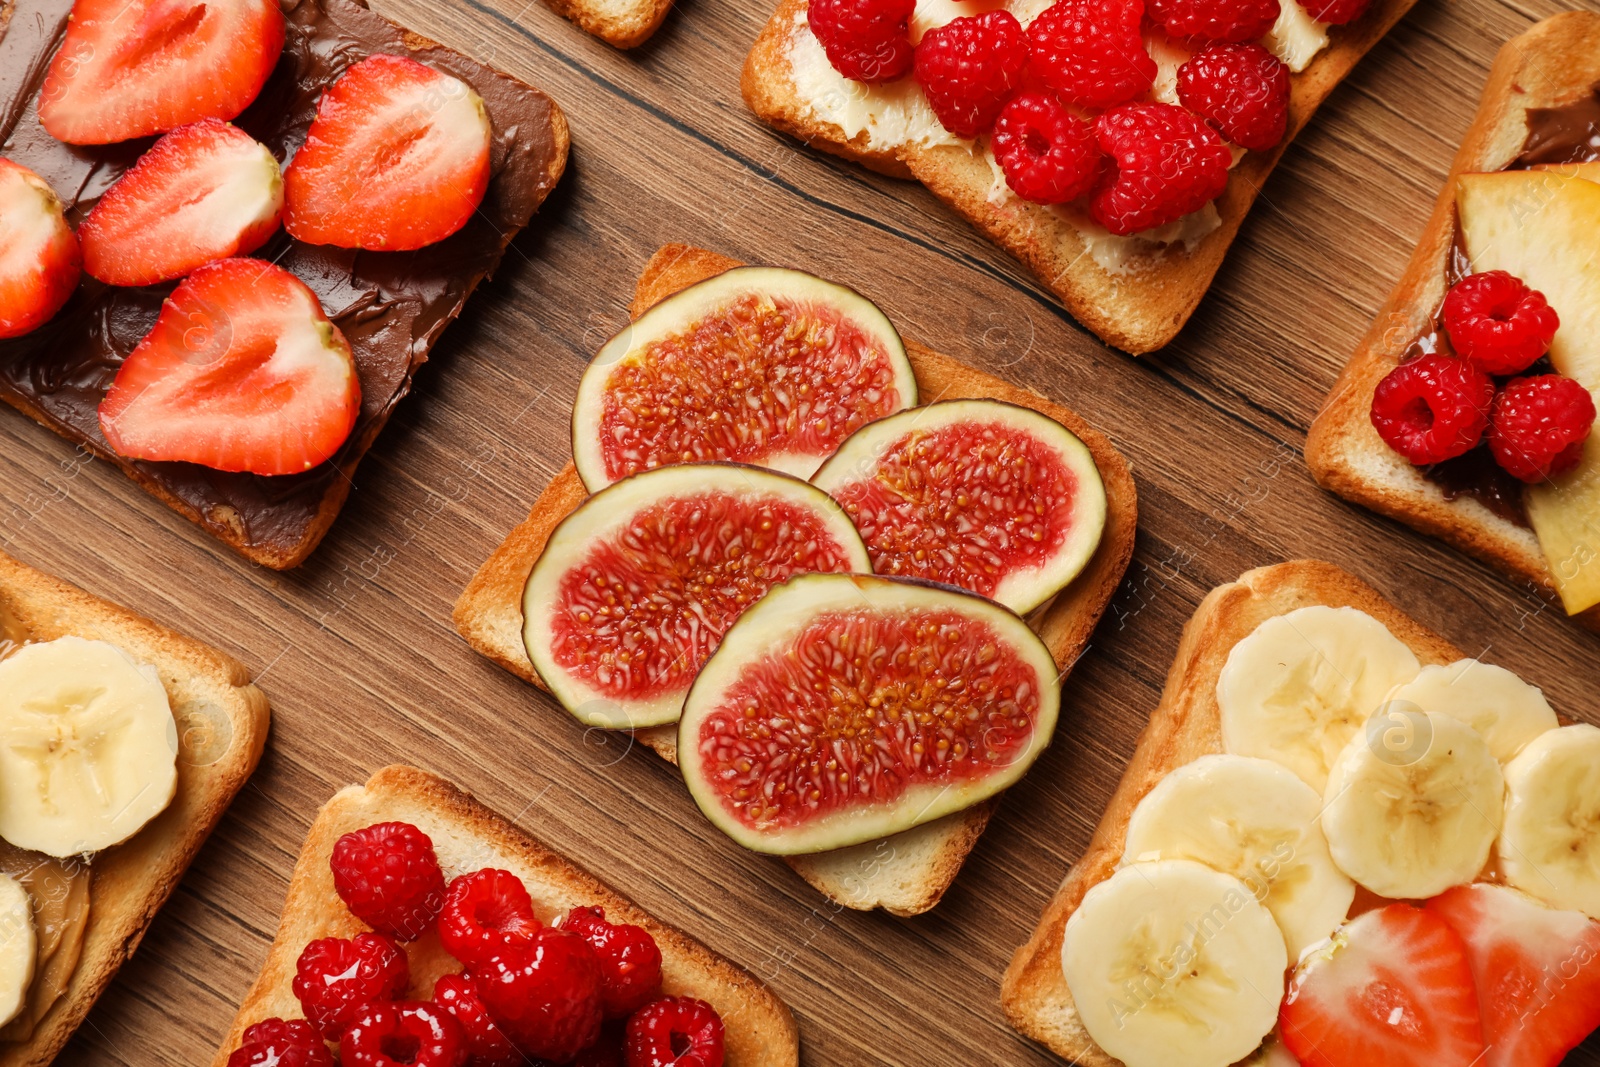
<box><xmin>283</xmin><ymin>54</ymin><xmax>491</xmax><ymax>251</ymax></box>
<box><xmin>99</xmin><ymin>258</ymin><xmax>360</xmax><ymax>475</ymax></box>
<box><xmin>79</xmin><ymin>120</ymin><xmax>283</xmax><ymax>287</ymax></box>
<box><xmin>0</xmin><ymin>159</ymin><xmax>81</xmax><ymax>339</ymax></box>
<box><xmin>38</xmin><ymin>0</ymin><xmax>285</xmax><ymax>145</ymax></box>
<box><xmin>1280</xmin><ymin>903</ymin><xmax>1486</xmax><ymax>1067</ymax></box>
<box><xmin>1428</xmin><ymin>883</ymin><xmax>1600</xmax><ymax>1067</ymax></box>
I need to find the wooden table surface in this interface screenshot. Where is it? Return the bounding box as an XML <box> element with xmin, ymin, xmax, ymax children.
<box><xmin>4</xmin><ymin>0</ymin><xmax>1597</xmax><ymax>1059</ymax></box>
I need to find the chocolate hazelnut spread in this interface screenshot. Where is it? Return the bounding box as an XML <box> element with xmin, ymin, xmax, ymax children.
<box><xmin>0</xmin><ymin>0</ymin><xmax>564</xmax><ymax>566</ymax></box>
<box><xmin>1412</xmin><ymin>86</ymin><xmax>1600</xmax><ymax>526</ymax></box>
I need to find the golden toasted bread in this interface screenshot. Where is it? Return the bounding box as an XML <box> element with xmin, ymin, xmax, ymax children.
<box><xmin>209</xmin><ymin>765</ymin><xmax>798</xmax><ymax>1066</ymax></box>
<box><xmin>453</xmin><ymin>243</ymin><xmax>1137</xmax><ymax>915</ymax></box>
<box><xmin>0</xmin><ymin>550</ymin><xmax>269</xmax><ymax>1067</ymax></box>
<box><xmin>1305</xmin><ymin>12</ymin><xmax>1600</xmax><ymax>632</ymax></box>
<box><xmin>542</xmin><ymin>0</ymin><xmax>674</xmax><ymax>46</ymax></box>
<box><xmin>999</xmin><ymin>560</ymin><xmax>1463</xmax><ymax>1064</ymax></box>
<box><xmin>741</xmin><ymin>0</ymin><xmax>1418</xmax><ymax>354</ymax></box>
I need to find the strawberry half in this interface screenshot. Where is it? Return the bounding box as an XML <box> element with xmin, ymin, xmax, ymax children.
<box><xmin>99</xmin><ymin>258</ymin><xmax>361</xmax><ymax>475</ymax></box>
<box><xmin>1280</xmin><ymin>903</ymin><xmax>1486</xmax><ymax>1067</ymax></box>
<box><xmin>80</xmin><ymin>120</ymin><xmax>283</xmax><ymax>287</ymax></box>
<box><xmin>284</xmin><ymin>54</ymin><xmax>492</xmax><ymax>251</ymax></box>
<box><xmin>0</xmin><ymin>159</ymin><xmax>81</xmax><ymax>339</ymax></box>
<box><xmin>38</xmin><ymin>0</ymin><xmax>285</xmax><ymax>145</ymax></box>
<box><xmin>1429</xmin><ymin>883</ymin><xmax>1600</xmax><ymax>1067</ymax></box>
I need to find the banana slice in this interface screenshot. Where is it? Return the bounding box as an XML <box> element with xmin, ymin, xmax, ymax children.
<box><xmin>1061</xmin><ymin>859</ymin><xmax>1287</xmax><ymax>1067</ymax></box>
<box><xmin>1122</xmin><ymin>754</ymin><xmax>1355</xmax><ymax>960</ymax></box>
<box><xmin>1218</xmin><ymin>606</ymin><xmax>1421</xmax><ymax>792</ymax></box>
<box><xmin>0</xmin><ymin>637</ymin><xmax>178</xmax><ymax>857</ymax></box>
<box><xmin>1386</xmin><ymin>659</ymin><xmax>1556</xmax><ymax>764</ymax></box>
<box><xmin>0</xmin><ymin>874</ymin><xmax>34</xmax><ymax>1027</ymax></box>
<box><xmin>1500</xmin><ymin>724</ymin><xmax>1600</xmax><ymax>918</ymax></box>
<box><xmin>1321</xmin><ymin>711</ymin><xmax>1503</xmax><ymax>899</ymax></box>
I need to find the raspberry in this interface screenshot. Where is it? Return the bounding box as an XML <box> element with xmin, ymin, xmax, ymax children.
<box><xmin>623</xmin><ymin>997</ymin><xmax>725</xmax><ymax>1067</ymax></box>
<box><xmin>1369</xmin><ymin>353</ymin><xmax>1495</xmax><ymax>466</ymax></box>
<box><xmin>1027</xmin><ymin>0</ymin><xmax>1155</xmax><ymax>109</ymax></box>
<box><xmin>1177</xmin><ymin>44</ymin><xmax>1290</xmax><ymax>152</ymax></box>
<box><xmin>292</xmin><ymin>933</ymin><xmax>410</xmax><ymax>1039</ymax></box>
<box><xmin>1090</xmin><ymin>103</ymin><xmax>1232</xmax><ymax>235</ymax></box>
<box><xmin>340</xmin><ymin>1001</ymin><xmax>467</xmax><ymax>1067</ymax></box>
<box><xmin>1441</xmin><ymin>270</ymin><xmax>1560</xmax><ymax>376</ymax></box>
<box><xmin>1148</xmin><ymin>0</ymin><xmax>1279</xmax><ymax>44</ymax></box>
<box><xmin>1301</xmin><ymin>0</ymin><xmax>1371</xmax><ymax>24</ymax></box>
<box><xmin>433</xmin><ymin>973</ymin><xmax>520</xmax><ymax>1067</ymax></box>
<box><xmin>331</xmin><ymin>822</ymin><xmax>446</xmax><ymax>941</ymax></box>
<box><xmin>467</xmin><ymin>929</ymin><xmax>603</xmax><ymax>1061</ymax></box>
<box><xmin>807</xmin><ymin>0</ymin><xmax>915</xmax><ymax>84</ymax></box>
<box><xmin>240</xmin><ymin>1019</ymin><xmax>326</xmax><ymax>1049</ymax></box>
<box><xmin>227</xmin><ymin>1040</ymin><xmax>334</xmax><ymax>1067</ymax></box>
<box><xmin>438</xmin><ymin>868</ymin><xmax>542</xmax><ymax>969</ymax></box>
<box><xmin>1488</xmin><ymin>374</ymin><xmax>1597</xmax><ymax>483</ymax></box>
<box><xmin>912</xmin><ymin>12</ymin><xmax>1028</xmax><ymax>139</ymax></box>
<box><xmin>991</xmin><ymin>92</ymin><xmax>1104</xmax><ymax>203</ymax></box>
<box><xmin>560</xmin><ymin>907</ymin><xmax>664</xmax><ymax>1019</ymax></box>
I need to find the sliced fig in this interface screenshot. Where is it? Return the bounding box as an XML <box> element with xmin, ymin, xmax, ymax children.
<box><xmin>522</xmin><ymin>463</ymin><xmax>871</xmax><ymax>730</ymax></box>
<box><xmin>678</xmin><ymin>573</ymin><xmax>1060</xmax><ymax>855</ymax></box>
<box><xmin>571</xmin><ymin>267</ymin><xmax>917</xmax><ymax>492</ymax></box>
<box><xmin>810</xmin><ymin>399</ymin><xmax>1107</xmax><ymax>614</ymax></box>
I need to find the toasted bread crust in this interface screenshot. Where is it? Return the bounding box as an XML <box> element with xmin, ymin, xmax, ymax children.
<box><xmin>0</xmin><ymin>550</ymin><xmax>270</xmax><ymax>1067</ymax></box>
<box><xmin>740</xmin><ymin>0</ymin><xmax>1418</xmax><ymax>354</ymax></box>
<box><xmin>454</xmin><ymin>243</ymin><xmax>1137</xmax><ymax>915</ymax></box>
<box><xmin>541</xmin><ymin>0</ymin><xmax>673</xmax><ymax>48</ymax></box>
<box><xmin>1305</xmin><ymin>11</ymin><xmax>1600</xmax><ymax>632</ymax></box>
<box><xmin>999</xmin><ymin>560</ymin><xmax>1462</xmax><ymax>1064</ymax></box>
<box><xmin>209</xmin><ymin>765</ymin><xmax>799</xmax><ymax>1067</ymax></box>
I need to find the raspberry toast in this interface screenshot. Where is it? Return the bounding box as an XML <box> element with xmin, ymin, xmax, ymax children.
<box><xmin>210</xmin><ymin>765</ymin><xmax>798</xmax><ymax>1067</ymax></box>
<box><xmin>0</xmin><ymin>0</ymin><xmax>568</xmax><ymax>569</ymax></box>
<box><xmin>1306</xmin><ymin>12</ymin><xmax>1600</xmax><ymax>631</ymax></box>
<box><xmin>741</xmin><ymin>0</ymin><xmax>1417</xmax><ymax>354</ymax></box>
<box><xmin>453</xmin><ymin>244</ymin><xmax>1137</xmax><ymax>916</ymax></box>
<box><xmin>0</xmin><ymin>549</ymin><xmax>269</xmax><ymax>1067</ymax></box>
<box><xmin>1002</xmin><ymin>560</ymin><xmax>1600</xmax><ymax>1065</ymax></box>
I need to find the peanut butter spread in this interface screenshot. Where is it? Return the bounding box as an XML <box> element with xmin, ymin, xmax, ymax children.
<box><xmin>0</xmin><ymin>820</ymin><xmax>91</xmax><ymax>1041</ymax></box>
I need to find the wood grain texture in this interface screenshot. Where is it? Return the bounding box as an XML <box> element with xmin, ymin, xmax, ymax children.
<box><xmin>0</xmin><ymin>0</ymin><xmax>1596</xmax><ymax>1061</ymax></box>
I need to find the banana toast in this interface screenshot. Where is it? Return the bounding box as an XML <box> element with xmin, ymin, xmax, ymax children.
<box><xmin>1305</xmin><ymin>11</ymin><xmax>1600</xmax><ymax>632</ymax></box>
<box><xmin>453</xmin><ymin>243</ymin><xmax>1138</xmax><ymax>916</ymax></box>
<box><xmin>209</xmin><ymin>764</ymin><xmax>799</xmax><ymax>1066</ymax></box>
<box><xmin>740</xmin><ymin>0</ymin><xmax>1418</xmax><ymax>354</ymax></box>
<box><xmin>0</xmin><ymin>549</ymin><xmax>270</xmax><ymax>1067</ymax></box>
<box><xmin>999</xmin><ymin>559</ymin><xmax>1462</xmax><ymax>1065</ymax></box>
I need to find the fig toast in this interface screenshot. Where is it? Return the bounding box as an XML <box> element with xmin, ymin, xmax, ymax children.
<box><xmin>209</xmin><ymin>765</ymin><xmax>799</xmax><ymax>1067</ymax></box>
<box><xmin>1000</xmin><ymin>559</ymin><xmax>1461</xmax><ymax>1065</ymax></box>
<box><xmin>0</xmin><ymin>549</ymin><xmax>270</xmax><ymax>1067</ymax></box>
<box><xmin>1305</xmin><ymin>11</ymin><xmax>1600</xmax><ymax>632</ymax></box>
<box><xmin>740</xmin><ymin>0</ymin><xmax>1418</xmax><ymax>355</ymax></box>
<box><xmin>453</xmin><ymin>243</ymin><xmax>1138</xmax><ymax>916</ymax></box>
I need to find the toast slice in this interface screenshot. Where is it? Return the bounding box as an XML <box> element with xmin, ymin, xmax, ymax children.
<box><xmin>209</xmin><ymin>765</ymin><xmax>799</xmax><ymax>1066</ymax></box>
<box><xmin>0</xmin><ymin>549</ymin><xmax>270</xmax><ymax>1067</ymax></box>
<box><xmin>542</xmin><ymin>0</ymin><xmax>673</xmax><ymax>47</ymax></box>
<box><xmin>453</xmin><ymin>243</ymin><xmax>1138</xmax><ymax>915</ymax></box>
<box><xmin>740</xmin><ymin>0</ymin><xmax>1418</xmax><ymax>354</ymax></box>
<box><xmin>999</xmin><ymin>560</ymin><xmax>1462</xmax><ymax>1064</ymax></box>
<box><xmin>0</xmin><ymin>0</ymin><xmax>569</xmax><ymax>570</ymax></box>
<box><xmin>1305</xmin><ymin>11</ymin><xmax>1600</xmax><ymax>631</ymax></box>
